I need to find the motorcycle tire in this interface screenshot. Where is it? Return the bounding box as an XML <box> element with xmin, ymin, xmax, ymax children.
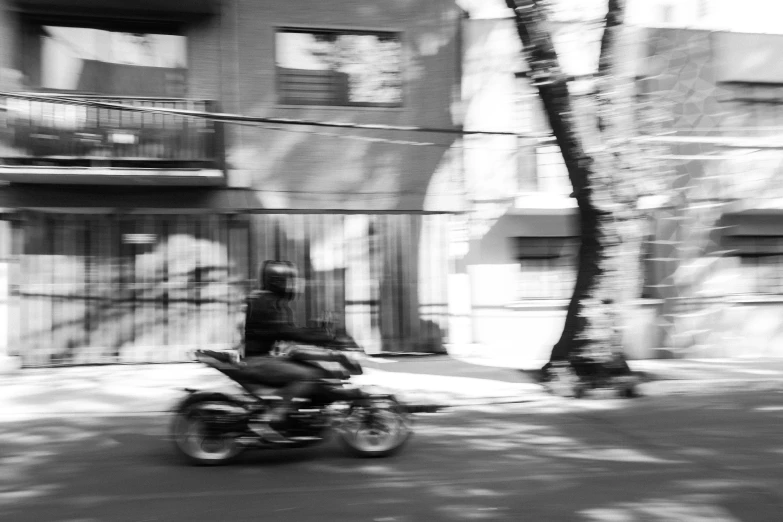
<box><xmin>338</xmin><ymin>397</ymin><xmax>413</xmax><ymax>458</ymax></box>
<box><xmin>170</xmin><ymin>397</ymin><xmax>247</xmax><ymax>466</ymax></box>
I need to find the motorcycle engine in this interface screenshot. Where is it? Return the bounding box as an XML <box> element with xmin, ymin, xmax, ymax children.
<box><xmin>285</xmin><ymin>405</ymin><xmax>330</xmax><ymax>434</ymax></box>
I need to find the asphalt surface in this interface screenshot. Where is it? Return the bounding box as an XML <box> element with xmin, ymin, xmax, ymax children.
<box><xmin>1</xmin><ymin>388</ymin><xmax>782</xmax><ymax>521</ymax></box>
<box><xmin>362</xmin><ymin>355</ymin><xmax>530</xmax><ymax>382</ymax></box>
<box><xmin>3</xmin><ymin>355</ymin><xmax>783</xmax><ymax>423</ymax></box>
<box><xmin>366</xmin><ymin>353</ymin><xmax>783</xmax><ymax>381</ymax></box>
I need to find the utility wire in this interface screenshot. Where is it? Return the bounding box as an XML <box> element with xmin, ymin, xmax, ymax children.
<box><xmin>255</xmin><ymin>123</ymin><xmax>445</xmax><ymax>147</ymax></box>
<box><xmin>0</xmin><ymin>91</ymin><xmax>532</xmax><ymax>138</ymax></box>
<box><xmin>3</xmin><ymin>91</ymin><xmax>783</xmax><ymax>149</ymax></box>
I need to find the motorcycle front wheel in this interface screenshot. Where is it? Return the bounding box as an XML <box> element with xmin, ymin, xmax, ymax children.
<box><xmin>338</xmin><ymin>397</ymin><xmax>412</xmax><ymax>458</ymax></box>
<box><xmin>171</xmin><ymin>401</ymin><xmax>245</xmax><ymax>466</ymax></box>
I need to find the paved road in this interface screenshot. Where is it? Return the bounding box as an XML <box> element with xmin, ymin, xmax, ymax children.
<box><xmin>364</xmin><ymin>354</ymin><xmax>783</xmax><ymax>386</ymax></box>
<box><xmin>363</xmin><ymin>355</ymin><xmax>530</xmax><ymax>382</ymax></box>
<box><xmin>3</xmin><ymin>356</ymin><xmax>783</xmax><ymax>422</ymax></box>
<box><xmin>1</xmin><ymin>389</ymin><xmax>781</xmax><ymax>522</ymax></box>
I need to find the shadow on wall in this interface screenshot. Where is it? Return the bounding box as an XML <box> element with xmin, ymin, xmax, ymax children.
<box><xmin>375</xmin><ymin>215</ymin><xmax>450</xmax><ymax>354</ymax></box>
<box><xmin>263</xmin><ymin>213</ymin><xmax>447</xmax><ymax>354</ymax></box>
<box><xmin>228</xmin><ymin>1</ymin><xmax>461</xmax><ymax>211</ymax></box>
<box><xmin>19</xmin><ymin>218</ymin><xmax>246</xmax><ymax>367</ymax></box>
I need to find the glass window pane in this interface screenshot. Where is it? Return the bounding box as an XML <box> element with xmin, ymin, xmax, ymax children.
<box><xmin>517</xmin><ymin>238</ymin><xmax>577</xmax><ymax>300</ymax></box>
<box><xmin>41</xmin><ymin>26</ymin><xmax>187</xmax><ymax>96</ymax></box>
<box><xmin>276</xmin><ymin>29</ymin><xmax>402</xmax><ymax>107</ymax></box>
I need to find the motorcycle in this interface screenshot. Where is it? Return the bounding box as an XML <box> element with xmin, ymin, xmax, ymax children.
<box><xmin>170</xmin><ymin>345</ymin><xmax>412</xmax><ymax>465</ymax></box>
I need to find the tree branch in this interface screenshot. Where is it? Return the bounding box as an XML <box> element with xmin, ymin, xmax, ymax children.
<box><xmin>505</xmin><ymin>0</ymin><xmax>592</xmax><ymax>202</ymax></box>
<box><xmin>596</xmin><ymin>0</ymin><xmax>627</xmax><ymax>135</ymax></box>
<box><xmin>597</xmin><ymin>0</ymin><xmax>626</xmax><ymax>80</ymax></box>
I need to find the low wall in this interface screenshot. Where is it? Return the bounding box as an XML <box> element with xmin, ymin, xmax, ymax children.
<box><xmin>470</xmin><ymin>298</ymin><xmax>783</xmax><ymax>360</ymax></box>
<box><xmin>471</xmin><ymin>299</ymin><xmax>663</xmax><ymax>361</ymax></box>
<box><xmin>667</xmin><ymin>298</ymin><xmax>783</xmax><ymax>359</ymax></box>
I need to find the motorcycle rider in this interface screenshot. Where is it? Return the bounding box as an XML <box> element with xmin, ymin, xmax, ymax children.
<box><xmin>237</xmin><ymin>260</ymin><xmax>357</xmax><ymax>441</ymax></box>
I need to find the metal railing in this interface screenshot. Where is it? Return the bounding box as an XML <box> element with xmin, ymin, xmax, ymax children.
<box><xmin>1</xmin><ymin>94</ymin><xmax>222</xmax><ymax>167</ymax></box>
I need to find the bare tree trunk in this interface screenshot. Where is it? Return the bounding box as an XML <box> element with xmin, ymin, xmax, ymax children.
<box><xmin>589</xmin><ymin>0</ymin><xmax>646</xmax><ymax>363</ymax></box>
<box><xmin>506</xmin><ymin>0</ymin><xmax>630</xmax><ymax>369</ymax></box>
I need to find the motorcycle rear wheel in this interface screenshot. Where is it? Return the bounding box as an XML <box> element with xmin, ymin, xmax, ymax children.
<box><xmin>171</xmin><ymin>402</ymin><xmax>245</xmax><ymax>466</ymax></box>
<box><xmin>338</xmin><ymin>398</ymin><xmax>412</xmax><ymax>458</ymax></box>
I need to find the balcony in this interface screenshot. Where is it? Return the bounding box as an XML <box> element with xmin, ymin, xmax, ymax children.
<box><xmin>0</xmin><ymin>94</ymin><xmax>224</xmax><ymax>185</ymax></box>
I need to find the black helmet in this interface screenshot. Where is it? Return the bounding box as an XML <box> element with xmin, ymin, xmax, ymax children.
<box><xmin>260</xmin><ymin>260</ymin><xmax>297</xmax><ymax>299</ymax></box>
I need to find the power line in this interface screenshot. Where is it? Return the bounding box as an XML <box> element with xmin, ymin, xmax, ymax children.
<box><xmin>0</xmin><ymin>91</ymin><xmax>537</xmax><ymax>149</ymax></box>
<box><xmin>255</xmin><ymin>123</ymin><xmax>445</xmax><ymax>147</ymax></box>
<box><xmin>0</xmin><ymin>91</ymin><xmax>533</xmax><ymax>138</ymax></box>
<box><xmin>4</xmin><ymin>91</ymin><xmax>783</xmax><ymax>149</ymax></box>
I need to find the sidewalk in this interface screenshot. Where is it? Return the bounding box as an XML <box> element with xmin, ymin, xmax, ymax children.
<box><xmin>1</xmin><ymin>350</ymin><xmax>783</xmax><ymax>421</ymax></box>
<box><xmin>0</xmin><ymin>361</ymin><xmax>545</xmax><ymax>421</ymax></box>
<box><xmin>445</xmin><ymin>346</ymin><xmax>783</xmax><ymax>396</ymax></box>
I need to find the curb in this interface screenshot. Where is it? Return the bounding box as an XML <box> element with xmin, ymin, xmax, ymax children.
<box><xmin>642</xmin><ymin>377</ymin><xmax>783</xmax><ymax>394</ymax></box>
<box><xmin>0</xmin><ymin>398</ymin><xmax>534</xmax><ymax>422</ymax></box>
<box><xmin>3</xmin><ymin>377</ymin><xmax>781</xmax><ymax>423</ymax></box>
<box><xmin>2</xmin><ymin>361</ymin><xmax>783</xmax><ymax>423</ymax></box>
<box><xmin>0</xmin><ymin>355</ymin><xmax>22</xmax><ymax>375</ymax></box>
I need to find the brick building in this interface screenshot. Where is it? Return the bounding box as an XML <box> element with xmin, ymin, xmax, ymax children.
<box><xmin>0</xmin><ymin>0</ymin><xmax>464</xmax><ymax>366</ymax></box>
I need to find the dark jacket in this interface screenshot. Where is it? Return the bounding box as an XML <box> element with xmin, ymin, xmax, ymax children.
<box><xmin>243</xmin><ymin>290</ymin><xmax>334</xmax><ymax>357</ymax></box>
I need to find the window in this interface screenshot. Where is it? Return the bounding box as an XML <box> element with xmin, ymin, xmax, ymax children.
<box><xmin>739</xmin><ymin>255</ymin><xmax>783</xmax><ymax>295</ymax></box>
<box><xmin>537</xmin><ymin>146</ymin><xmax>572</xmax><ymax>194</ymax></box>
<box><xmin>515</xmin><ymin>237</ymin><xmax>578</xmax><ymax>300</ymax></box>
<box><xmin>517</xmin><ymin>141</ymin><xmax>572</xmax><ymax>194</ymax></box>
<box><xmin>640</xmin><ymin>232</ymin><xmax>657</xmax><ymax>299</ymax></box>
<box><xmin>727</xmin><ymin>236</ymin><xmax>783</xmax><ymax>295</ymax></box>
<box><xmin>719</xmin><ymin>96</ymin><xmax>783</xmax><ymax>199</ymax></box>
<box><xmin>276</xmin><ymin>29</ymin><xmax>403</xmax><ymax>107</ymax></box>
<box><xmin>38</xmin><ymin>26</ymin><xmax>187</xmax><ymax>96</ymax></box>
<box><xmin>514</xmin><ymin>75</ymin><xmax>572</xmax><ymax>195</ymax></box>
<box><xmin>513</xmin><ymin>75</ymin><xmax>541</xmax><ymax>134</ymax></box>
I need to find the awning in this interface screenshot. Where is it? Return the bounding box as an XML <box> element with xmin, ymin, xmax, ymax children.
<box><xmin>714</xmin><ymin>32</ymin><xmax>783</xmax><ymax>84</ymax></box>
<box><xmin>0</xmin><ymin>185</ymin><xmax>262</xmax><ymax>214</ymax></box>
<box><xmin>720</xmin><ymin>210</ymin><xmax>783</xmax><ymax>237</ymax></box>
<box><xmin>503</xmin><ymin>211</ymin><xmax>579</xmax><ymax>237</ymax></box>
<box><xmin>465</xmin><ymin>210</ymin><xmax>577</xmax><ymax>266</ymax></box>
<box><xmin>513</xmin><ymin>236</ymin><xmax>575</xmax><ymax>259</ymax></box>
<box><xmin>12</xmin><ymin>0</ymin><xmax>217</xmax><ymax>28</ymax></box>
<box><xmin>719</xmin><ymin>210</ymin><xmax>783</xmax><ymax>255</ymax></box>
